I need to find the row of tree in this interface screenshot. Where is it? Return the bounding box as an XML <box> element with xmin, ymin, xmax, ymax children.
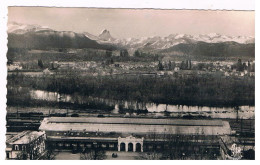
<box><xmin>7</xmin><ymin>71</ymin><xmax>255</xmax><ymax>107</ymax></box>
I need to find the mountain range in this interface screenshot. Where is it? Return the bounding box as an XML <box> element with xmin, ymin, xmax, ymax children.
<box><xmin>8</xmin><ymin>22</ymin><xmax>115</xmax><ymax>50</ymax></box>
<box><xmin>7</xmin><ymin>22</ymin><xmax>255</xmax><ymax>58</ymax></box>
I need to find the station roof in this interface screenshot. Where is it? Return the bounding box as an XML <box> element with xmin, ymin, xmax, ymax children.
<box><xmin>39</xmin><ymin>117</ymin><xmax>231</xmax><ymax>136</ymax></box>
<box><xmin>7</xmin><ymin>131</ymin><xmax>45</xmax><ymax>145</ymax></box>
<box><xmin>47</xmin><ymin>117</ymin><xmax>223</xmax><ymax>126</ymax></box>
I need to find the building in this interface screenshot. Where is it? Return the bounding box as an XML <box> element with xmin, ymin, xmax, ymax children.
<box><xmin>7</xmin><ymin>63</ymin><xmax>22</xmax><ymax>71</ymax></box>
<box><xmin>43</xmin><ymin>68</ymin><xmax>53</xmax><ymax>75</ymax></box>
<box><xmin>39</xmin><ymin>117</ymin><xmax>232</xmax><ymax>154</ymax></box>
<box><xmin>6</xmin><ymin>131</ymin><xmax>46</xmax><ymax>159</ymax></box>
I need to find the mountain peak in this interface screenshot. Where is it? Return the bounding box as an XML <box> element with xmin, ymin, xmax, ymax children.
<box><xmin>100</xmin><ymin>29</ymin><xmax>109</xmax><ymax>34</ymax></box>
<box><xmin>98</xmin><ymin>29</ymin><xmax>114</xmax><ymax>41</ymax></box>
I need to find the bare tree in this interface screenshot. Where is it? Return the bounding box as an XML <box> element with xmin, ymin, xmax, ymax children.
<box><xmin>80</xmin><ymin>147</ymin><xmax>106</xmax><ymax>160</ymax></box>
<box><xmin>137</xmin><ymin>152</ymin><xmax>162</xmax><ymax>160</ymax></box>
<box><xmin>40</xmin><ymin>143</ymin><xmax>57</xmax><ymax>160</ymax></box>
<box><xmin>16</xmin><ymin>134</ymin><xmax>42</xmax><ymax>160</ymax></box>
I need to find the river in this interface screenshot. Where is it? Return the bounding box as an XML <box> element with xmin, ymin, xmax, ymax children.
<box><xmin>28</xmin><ymin>89</ymin><xmax>255</xmax><ymax>119</ymax></box>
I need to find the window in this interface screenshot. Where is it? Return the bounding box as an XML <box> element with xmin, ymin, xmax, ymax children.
<box><xmin>109</xmin><ymin>144</ymin><xmax>115</xmax><ymax>148</ymax></box>
<box><xmin>22</xmin><ymin>145</ymin><xmax>26</xmax><ymax>151</ymax></box>
<box><xmin>14</xmin><ymin>145</ymin><xmax>19</xmax><ymax>151</ymax></box>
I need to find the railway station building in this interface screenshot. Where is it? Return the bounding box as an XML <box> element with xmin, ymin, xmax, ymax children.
<box><xmin>39</xmin><ymin>117</ymin><xmax>233</xmax><ymax>154</ymax></box>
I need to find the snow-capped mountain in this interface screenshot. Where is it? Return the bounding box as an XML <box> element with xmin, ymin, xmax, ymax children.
<box><xmin>8</xmin><ymin>22</ymin><xmax>52</xmax><ymax>34</ymax></box>
<box><xmin>8</xmin><ymin>22</ymin><xmax>254</xmax><ymax>55</ymax></box>
<box><xmin>117</xmin><ymin>33</ymin><xmax>255</xmax><ymax>51</ymax></box>
<box><xmin>82</xmin><ymin>29</ymin><xmax>254</xmax><ymax>51</ymax></box>
<box><xmin>7</xmin><ymin>22</ymin><xmax>117</xmax><ymax>50</ymax></box>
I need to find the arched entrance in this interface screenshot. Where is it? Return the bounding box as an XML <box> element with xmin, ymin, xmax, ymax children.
<box><xmin>136</xmin><ymin>143</ymin><xmax>142</xmax><ymax>152</ymax></box>
<box><xmin>120</xmin><ymin>143</ymin><xmax>125</xmax><ymax>151</ymax></box>
<box><xmin>118</xmin><ymin>136</ymin><xmax>144</xmax><ymax>152</ymax></box>
<box><xmin>128</xmin><ymin>143</ymin><xmax>133</xmax><ymax>152</ymax></box>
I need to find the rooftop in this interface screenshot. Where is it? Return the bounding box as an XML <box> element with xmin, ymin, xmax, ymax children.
<box><xmin>6</xmin><ymin>131</ymin><xmax>45</xmax><ymax>145</ymax></box>
<box><xmin>40</xmin><ymin>117</ymin><xmax>232</xmax><ymax>136</ymax></box>
<box><xmin>47</xmin><ymin>117</ymin><xmax>223</xmax><ymax>126</ymax></box>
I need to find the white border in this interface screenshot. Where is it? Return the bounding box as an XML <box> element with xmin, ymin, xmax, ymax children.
<box><xmin>0</xmin><ymin>0</ymin><xmax>257</xmax><ymax>164</ymax></box>
<box><xmin>2</xmin><ymin>0</ymin><xmax>256</xmax><ymax>10</ymax></box>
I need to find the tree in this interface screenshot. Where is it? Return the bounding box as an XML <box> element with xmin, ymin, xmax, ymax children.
<box><xmin>120</xmin><ymin>49</ymin><xmax>129</xmax><ymax>57</ymax></box>
<box><xmin>168</xmin><ymin>61</ymin><xmax>172</xmax><ymax>70</ymax></box>
<box><xmin>237</xmin><ymin>59</ymin><xmax>244</xmax><ymax>72</ymax></box>
<box><xmin>134</xmin><ymin>50</ymin><xmax>141</xmax><ymax>57</ymax></box>
<box><xmin>38</xmin><ymin>59</ymin><xmax>44</xmax><ymax>69</ymax></box>
<box><xmin>105</xmin><ymin>50</ymin><xmax>112</xmax><ymax>58</ymax></box>
<box><xmin>40</xmin><ymin>144</ymin><xmax>56</xmax><ymax>160</ymax></box>
<box><xmin>180</xmin><ymin>61</ymin><xmax>186</xmax><ymax>70</ymax></box>
<box><xmin>230</xmin><ymin>144</ymin><xmax>243</xmax><ymax>160</ymax></box>
<box><xmin>188</xmin><ymin>60</ymin><xmax>192</xmax><ymax>69</ymax></box>
<box><xmin>80</xmin><ymin>148</ymin><xmax>106</xmax><ymax>160</ymax></box>
<box><xmin>110</xmin><ymin>58</ymin><xmax>114</xmax><ymax>64</ymax></box>
<box><xmin>197</xmin><ymin>63</ymin><xmax>205</xmax><ymax>70</ymax></box>
<box><xmin>158</xmin><ymin>61</ymin><xmax>164</xmax><ymax>71</ymax></box>
<box><xmin>7</xmin><ymin>59</ymin><xmax>13</xmax><ymax>65</ymax></box>
<box><xmin>16</xmin><ymin>134</ymin><xmax>42</xmax><ymax>160</ymax></box>
<box><xmin>16</xmin><ymin>150</ymin><xmax>29</xmax><ymax>160</ymax></box>
<box><xmin>138</xmin><ymin>152</ymin><xmax>162</xmax><ymax>160</ymax></box>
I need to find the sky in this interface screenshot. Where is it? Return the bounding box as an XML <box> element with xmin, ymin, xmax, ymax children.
<box><xmin>8</xmin><ymin>7</ymin><xmax>255</xmax><ymax>39</ymax></box>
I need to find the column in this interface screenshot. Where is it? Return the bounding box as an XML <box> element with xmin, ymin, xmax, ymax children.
<box><xmin>125</xmin><ymin>142</ymin><xmax>128</xmax><ymax>152</ymax></box>
<box><xmin>133</xmin><ymin>142</ymin><xmax>136</xmax><ymax>152</ymax></box>
<box><xmin>141</xmin><ymin>144</ymin><xmax>143</xmax><ymax>152</ymax></box>
<box><xmin>118</xmin><ymin>143</ymin><xmax>120</xmax><ymax>151</ymax></box>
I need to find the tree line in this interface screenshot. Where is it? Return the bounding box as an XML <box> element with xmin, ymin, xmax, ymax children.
<box><xmin>7</xmin><ymin>72</ymin><xmax>255</xmax><ymax>107</ymax></box>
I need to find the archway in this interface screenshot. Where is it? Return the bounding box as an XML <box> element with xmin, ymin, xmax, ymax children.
<box><xmin>136</xmin><ymin>143</ymin><xmax>142</xmax><ymax>152</ymax></box>
<box><xmin>120</xmin><ymin>143</ymin><xmax>125</xmax><ymax>151</ymax></box>
<box><xmin>128</xmin><ymin>143</ymin><xmax>133</xmax><ymax>152</ymax></box>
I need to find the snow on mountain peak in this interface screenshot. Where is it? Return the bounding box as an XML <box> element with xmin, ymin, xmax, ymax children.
<box><xmin>207</xmin><ymin>33</ymin><xmax>221</xmax><ymax>38</ymax></box>
<box><xmin>8</xmin><ymin>22</ymin><xmax>52</xmax><ymax>34</ymax></box>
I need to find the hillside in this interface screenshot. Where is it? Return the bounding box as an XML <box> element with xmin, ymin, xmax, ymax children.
<box><xmin>158</xmin><ymin>41</ymin><xmax>255</xmax><ymax>58</ymax></box>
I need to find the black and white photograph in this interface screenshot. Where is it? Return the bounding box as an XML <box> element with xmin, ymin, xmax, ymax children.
<box><xmin>1</xmin><ymin>0</ymin><xmax>256</xmax><ymax>161</ymax></box>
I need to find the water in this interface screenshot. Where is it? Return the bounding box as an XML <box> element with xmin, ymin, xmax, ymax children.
<box><xmin>29</xmin><ymin>89</ymin><xmax>255</xmax><ymax>119</ymax></box>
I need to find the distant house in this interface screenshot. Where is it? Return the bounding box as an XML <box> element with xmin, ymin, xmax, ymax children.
<box><xmin>224</xmin><ymin>72</ymin><xmax>230</xmax><ymax>77</ymax></box>
<box><xmin>67</xmin><ymin>49</ymin><xmax>77</xmax><ymax>54</ymax></box>
<box><xmin>7</xmin><ymin>63</ymin><xmax>22</xmax><ymax>71</ymax></box>
<box><xmin>43</xmin><ymin>68</ymin><xmax>53</xmax><ymax>75</ymax></box>
<box><xmin>250</xmin><ymin>72</ymin><xmax>255</xmax><ymax>77</ymax></box>
<box><xmin>157</xmin><ymin>71</ymin><xmax>165</xmax><ymax>76</ymax></box>
<box><xmin>6</xmin><ymin>131</ymin><xmax>46</xmax><ymax>159</ymax></box>
<box><xmin>112</xmin><ymin>50</ymin><xmax>121</xmax><ymax>56</ymax></box>
<box><xmin>174</xmin><ymin>67</ymin><xmax>180</xmax><ymax>71</ymax></box>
